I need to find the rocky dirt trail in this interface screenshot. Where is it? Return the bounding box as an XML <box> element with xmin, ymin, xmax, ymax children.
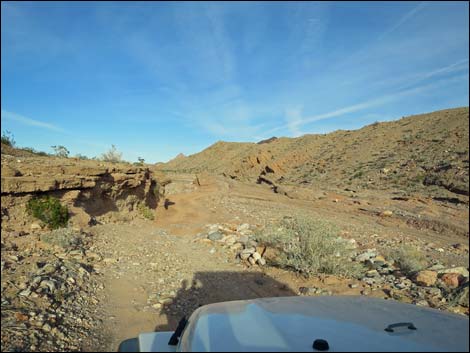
<box><xmin>92</xmin><ymin>173</ymin><xmax>470</xmax><ymax>351</ymax></box>
<box><xmin>2</xmin><ymin>156</ymin><xmax>468</xmax><ymax>351</ymax></box>
<box><xmin>93</xmin><ymin>220</ymin><xmax>296</xmax><ymax>352</ymax></box>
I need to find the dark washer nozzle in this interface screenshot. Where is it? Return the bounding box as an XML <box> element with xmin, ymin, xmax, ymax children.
<box><xmin>313</xmin><ymin>338</ymin><xmax>329</xmax><ymax>351</ymax></box>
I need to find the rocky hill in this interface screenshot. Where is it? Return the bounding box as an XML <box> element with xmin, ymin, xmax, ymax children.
<box><xmin>159</xmin><ymin>107</ymin><xmax>469</xmax><ymax>203</ymax></box>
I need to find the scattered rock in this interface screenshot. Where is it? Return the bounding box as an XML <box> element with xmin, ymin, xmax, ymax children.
<box><xmin>428</xmin><ymin>264</ymin><xmax>446</xmax><ymax>271</ymax></box>
<box><xmin>438</xmin><ymin>267</ymin><xmax>469</xmax><ymax>278</ymax></box>
<box><xmin>380</xmin><ymin>210</ymin><xmax>393</xmax><ymax>217</ymax></box>
<box><xmin>252</xmin><ymin>252</ymin><xmax>262</xmax><ymax>261</ymax></box>
<box><xmin>30</xmin><ymin>223</ymin><xmax>42</xmax><ymax>230</ymax></box>
<box><xmin>299</xmin><ymin>287</ymin><xmax>319</xmax><ymax>295</ymax></box>
<box><xmin>207</xmin><ymin>231</ymin><xmax>223</xmax><ymax>241</ymax></box>
<box><xmin>239</xmin><ymin>252</ymin><xmax>251</xmax><ymax>261</ymax></box>
<box><xmin>415</xmin><ymin>300</ymin><xmax>429</xmax><ymax>307</ymax></box>
<box><xmin>40</xmin><ymin>280</ymin><xmax>56</xmax><ymax>293</ymax></box>
<box><xmin>19</xmin><ymin>289</ymin><xmax>31</xmax><ymax>297</ymax></box>
<box><xmin>441</xmin><ymin>273</ymin><xmax>463</xmax><ymax>288</ymax></box>
<box><xmin>413</xmin><ymin>270</ymin><xmax>438</xmax><ymax>287</ymax></box>
<box><xmin>237</xmin><ymin>224</ymin><xmax>250</xmax><ymax>232</ymax></box>
<box><xmin>356</xmin><ymin>250</ymin><xmax>376</xmax><ymax>262</ymax></box>
<box><xmin>241</xmin><ymin>247</ymin><xmax>256</xmax><ymax>255</ymax></box>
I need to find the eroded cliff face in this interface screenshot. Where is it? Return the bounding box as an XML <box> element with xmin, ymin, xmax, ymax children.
<box><xmin>1</xmin><ymin>154</ymin><xmax>161</xmax><ymax>231</ymax></box>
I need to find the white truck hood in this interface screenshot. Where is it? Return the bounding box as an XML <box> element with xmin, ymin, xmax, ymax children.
<box><xmin>175</xmin><ymin>296</ymin><xmax>469</xmax><ymax>352</ymax></box>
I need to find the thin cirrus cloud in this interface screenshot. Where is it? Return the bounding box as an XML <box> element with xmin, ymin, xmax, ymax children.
<box><xmin>395</xmin><ymin>58</ymin><xmax>469</xmax><ymax>90</ymax></box>
<box><xmin>377</xmin><ymin>1</ymin><xmax>428</xmax><ymax>41</ymax></box>
<box><xmin>0</xmin><ymin>109</ymin><xmax>108</xmax><ymax>149</ymax></box>
<box><xmin>267</xmin><ymin>73</ymin><xmax>468</xmax><ymax>137</ymax></box>
<box><xmin>1</xmin><ymin>109</ymin><xmax>66</xmax><ymax>133</ymax></box>
<box><xmin>332</xmin><ymin>2</ymin><xmax>428</xmax><ymax>72</ymax></box>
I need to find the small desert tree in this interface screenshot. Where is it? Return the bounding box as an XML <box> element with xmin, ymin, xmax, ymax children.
<box><xmin>134</xmin><ymin>157</ymin><xmax>145</xmax><ymax>166</ymax></box>
<box><xmin>1</xmin><ymin>130</ymin><xmax>16</xmax><ymax>147</ymax></box>
<box><xmin>51</xmin><ymin>145</ymin><xmax>70</xmax><ymax>158</ymax></box>
<box><xmin>101</xmin><ymin>144</ymin><xmax>123</xmax><ymax>163</ymax></box>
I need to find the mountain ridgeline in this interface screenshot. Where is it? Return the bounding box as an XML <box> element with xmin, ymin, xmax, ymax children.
<box><xmin>159</xmin><ymin>107</ymin><xmax>469</xmax><ymax>201</ymax></box>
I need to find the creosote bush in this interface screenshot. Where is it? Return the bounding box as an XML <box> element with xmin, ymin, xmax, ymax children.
<box><xmin>255</xmin><ymin>215</ymin><xmax>364</xmax><ymax>278</ymax></box>
<box><xmin>138</xmin><ymin>203</ymin><xmax>155</xmax><ymax>220</ymax></box>
<box><xmin>384</xmin><ymin>245</ymin><xmax>428</xmax><ymax>275</ymax></box>
<box><xmin>26</xmin><ymin>196</ymin><xmax>69</xmax><ymax>229</ymax></box>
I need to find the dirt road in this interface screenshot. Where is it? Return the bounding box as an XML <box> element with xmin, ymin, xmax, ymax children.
<box><xmin>91</xmin><ymin>174</ymin><xmax>469</xmax><ymax>351</ymax></box>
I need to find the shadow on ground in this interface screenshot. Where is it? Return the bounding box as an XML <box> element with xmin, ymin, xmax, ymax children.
<box><xmin>163</xmin><ymin>198</ymin><xmax>175</xmax><ymax>210</ymax></box>
<box><xmin>154</xmin><ymin>271</ymin><xmax>297</xmax><ymax>332</ymax></box>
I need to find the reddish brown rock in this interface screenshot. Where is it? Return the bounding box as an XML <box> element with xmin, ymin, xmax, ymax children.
<box><xmin>440</xmin><ymin>273</ymin><xmax>463</xmax><ymax>288</ymax></box>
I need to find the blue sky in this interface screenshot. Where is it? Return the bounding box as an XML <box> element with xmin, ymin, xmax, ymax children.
<box><xmin>1</xmin><ymin>1</ymin><xmax>469</xmax><ymax>163</ymax></box>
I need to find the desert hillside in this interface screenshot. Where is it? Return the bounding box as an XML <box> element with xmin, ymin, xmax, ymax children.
<box><xmin>160</xmin><ymin>107</ymin><xmax>469</xmax><ymax>202</ymax></box>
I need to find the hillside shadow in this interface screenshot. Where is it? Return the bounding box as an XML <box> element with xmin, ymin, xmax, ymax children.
<box><xmin>154</xmin><ymin>271</ymin><xmax>297</xmax><ymax>332</ymax></box>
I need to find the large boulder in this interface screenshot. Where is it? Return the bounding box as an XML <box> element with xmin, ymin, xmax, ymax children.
<box><xmin>412</xmin><ymin>270</ymin><xmax>438</xmax><ymax>287</ymax></box>
<box><xmin>440</xmin><ymin>273</ymin><xmax>462</xmax><ymax>288</ymax></box>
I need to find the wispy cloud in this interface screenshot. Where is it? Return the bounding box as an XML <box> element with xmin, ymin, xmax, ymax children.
<box><xmin>1</xmin><ymin>109</ymin><xmax>110</xmax><ymax>150</ymax></box>
<box><xmin>377</xmin><ymin>2</ymin><xmax>427</xmax><ymax>41</ymax></box>
<box><xmin>396</xmin><ymin>58</ymin><xmax>469</xmax><ymax>90</ymax></box>
<box><xmin>334</xmin><ymin>2</ymin><xmax>428</xmax><ymax>71</ymax></box>
<box><xmin>266</xmin><ymin>74</ymin><xmax>468</xmax><ymax>136</ymax></box>
<box><xmin>285</xmin><ymin>106</ymin><xmax>304</xmax><ymax>137</ymax></box>
<box><xmin>1</xmin><ymin>109</ymin><xmax>66</xmax><ymax>132</ymax></box>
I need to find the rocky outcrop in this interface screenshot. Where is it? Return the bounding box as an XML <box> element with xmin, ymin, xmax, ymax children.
<box><xmin>1</xmin><ymin>155</ymin><xmax>161</xmax><ymax>229</ymax></box>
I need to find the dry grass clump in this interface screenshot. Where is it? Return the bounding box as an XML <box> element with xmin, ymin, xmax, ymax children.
<box><xmin>255</xmin><ymin>215</ymin><xmax>364</xmax><ymax>278</ymax></box>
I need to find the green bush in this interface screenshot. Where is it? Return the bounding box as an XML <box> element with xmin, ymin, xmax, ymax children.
<box><xmin>26</xmin><ymin>196</ymin><xmax>69</xmax><ymax>229</ymax></box>
<box><xmin>254</xmin><ymin>215</ymin><xmax>364</xmax><ymax>278</ymax></box>
<box><xmin>384</xmin><ymin>245</ymin><xmax>428</xmax><ymax>275</ymax></box>
<box><xmin>138</xmin><ymin>203</ymin><xmax>155</xmax><ymax>220</ymax></box>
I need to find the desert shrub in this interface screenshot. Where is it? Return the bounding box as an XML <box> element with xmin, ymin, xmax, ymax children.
<box><xmin>351</xmin><ymin>170</ymin><xmax>364</xmax><ymax>179</ymax></box>
<box><xmin>26</xmin><ymin>196</ymin><xmax>69</xmax><ymax>229</ymax></box>
<box><xmin>41</xmin><ymin>227</ymin><xmax>83</xmax><ymax>249</ymax></box>
<box><xmin>133</xmin><ymin>157</ymin><xmax>145</xmax><ymax>166</ymax></box>
<box><xmin>21</xmin><ymin>147</ymin><xmax>48</xmax><ymax>156</ymax></box>
<box><xmin>74</xmin><ymin>153</ymin><xmax>89</xmax><ymax>160</ymax></box>
<box><xmin>384</xmin><ymin>245</ymin><xmax>428</xmax><ymax>275</ymax></box>
<box><xmin>138</xmin><ymin>203</ymin><xmax>155</xmax><ymax>220</ymax></box>
<box><xmin>254</xmin><ymin>215</ymin><xmax>364</xmax><ymax>278</ymax></box>
<box><xmin>101</xmin><ymin>144</ymin><xmax>123</xmax><ymax>163</ymax></box>
<box><xmin>51</xmin><ymin>145</ymin><xmax>70</xmax><ymax>158</ymax></box>
<box><xmin>1</xmin><ymin>130</ymin><xmax>15</xmax><ymax>147</ymax></box>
